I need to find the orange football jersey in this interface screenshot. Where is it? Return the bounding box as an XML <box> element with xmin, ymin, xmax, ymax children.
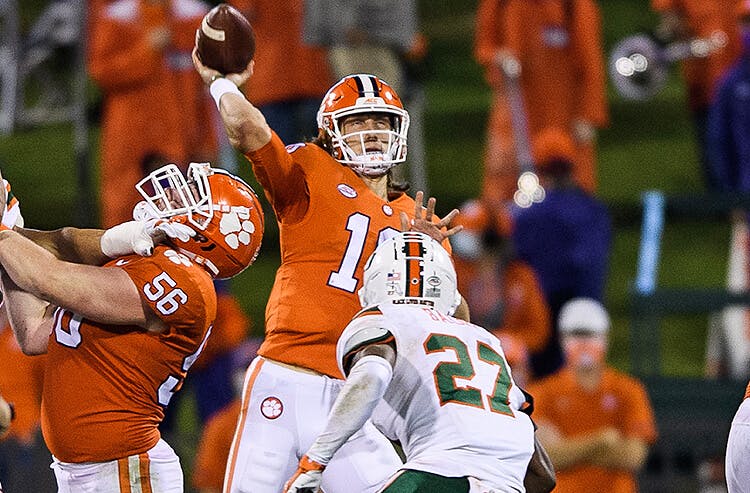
<box><xmin>41</xmin><ymin>246</ymin><xmax>217</xmax><ymax>463</ymax></box>
<box><xmin>246</xmin><ymin>134</ymin><xmax>451</xmax><ymax>378</ymax></box>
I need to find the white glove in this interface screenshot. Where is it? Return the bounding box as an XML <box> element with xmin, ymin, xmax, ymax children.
<box><xmin>100</xmin><ymin>218</ymin><xmax>196</xmax><ymax>258</ymax></box>
<box><xmin>2</xmin><ymin>178</ymin><xmax>24</xmax><ymax>230</ymax></box>
<box><xmin>283</xmin><ymin>455</ymin><xmax>325</xmax><ymax>493</ymax></box>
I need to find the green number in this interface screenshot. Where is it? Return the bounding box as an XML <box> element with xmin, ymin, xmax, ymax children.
<box><xmin>424</xmin><ymin>334</ymin><xmax>514</xmax><ymax>416</ymax></box>
<box><xmin>425</xmin><ymin>334</ymin><xmax>484</xmax><ymax>408</ymax></box>
<box><xmin>478</xmin><ymin>342</ymin><xmax>513</xmax><ymax>416</ymax></box>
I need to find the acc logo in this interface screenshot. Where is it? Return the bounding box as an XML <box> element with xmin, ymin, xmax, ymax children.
<box><xmin>219</xmin><ymin>207</ymin><xmax>256</xmax><ymax>250</ymax></box>
<box><xmin>260</xmin><ymin>396</ymin><xmax>283</xmax><ymax>419</ymax></box>
<box><xmin>337</xmin><ymin>184</ymin><xmax>357</xmax><ymax>198</ymax></box>
<box><xmin>285</xmin><ymin>143</ymin><xmax>305</xmax><ymax>153</ymax></box>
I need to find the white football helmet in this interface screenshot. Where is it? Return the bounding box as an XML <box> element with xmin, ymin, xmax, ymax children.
<box><xmin>317</xmin><ymin>74</ymin><xmax>409</xmax><ymax>177</ymax></box>
<box><xmin>359</xmin><ymin>232</ymin><xmax>460</xmax><ymax>315</ymax></box>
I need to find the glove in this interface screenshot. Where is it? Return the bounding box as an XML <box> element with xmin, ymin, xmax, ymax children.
<box><xmin>283</xmin><ymin>455</ymin><xmax>326</xmax><ymax>493</ymax></box>
<box><xmin>100</xmin><ymin>218</ymin><xmax>195</xmax><ymax>258</ymax></box>
<box><xmin>1</xmin><ymin>179</ymin><xmax>24</xmax><ymax>230</ymax></box>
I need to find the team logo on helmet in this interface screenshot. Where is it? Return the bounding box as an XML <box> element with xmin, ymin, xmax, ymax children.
<box><xmin>219</xmin><ymin>206</ymin><xmax>257</xmax><ymax>250</ymax></box>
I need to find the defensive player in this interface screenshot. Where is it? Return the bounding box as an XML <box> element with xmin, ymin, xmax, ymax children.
<box><xmin>283</xmin><ymin>232</ymin><xmax>550</xmax><ymax>493</ymax></box>
<box><xmin>195</xmin><ymin>49</ymin><xmax>466</xmax><ymax>492</ymax></box>
<box><xmin>0</xmin><ymin>163</ymin><xmax>263</xmax><ymax>492</ymax></box>
<box><xmin>726</xmin><ymin>380</ymin><xmax>750</xmax><ymax>492</ymax></box>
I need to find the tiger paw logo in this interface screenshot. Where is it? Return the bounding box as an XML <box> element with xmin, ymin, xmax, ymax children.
<box><xmin>260</xmin><ymin>396</ymin><xmax>283</xmax><ymax>419</ymax></box>
<box><xmin>219</xmin><ymin>206</ymin><xmax>255</xmax><ymax>249</ymax></box>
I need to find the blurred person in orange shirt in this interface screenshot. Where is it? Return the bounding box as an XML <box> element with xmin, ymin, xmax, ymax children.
<box><xmin>474</xmin><ymin>0</ymin><xmax>608</xmax><ymax>206</ymax></box>
<box><xmin>651</xmin><ymin>0</ymin><xmax>741</xmax><ymax>189</ymax></box>
<box><xmin>88</xmin><ymin>0</ymin><xmax>219</xmax><ymax>227</ymax></box>
<box><xmin>450</xmin><ymin>198</ymin><xmax>552</xmax><ymax>378</ymax></box>
<box><xmin>229</xmin><ymin>0</ymin><xmax>332</xmax><ymax>144</ymax></box>
<box><xmin>529</xmin><ymin>298</ymin><xmax>657</xmax><ymax>493</ymax></box>
<box><xmin>191</xmin><ymin>339</ymin><xmax>261</xmax><ymax>493</ymax></box>
<box><xmin>0</xmin><ymin>315</ymin><xmax>55</xmax><ymax>492</ymax></box>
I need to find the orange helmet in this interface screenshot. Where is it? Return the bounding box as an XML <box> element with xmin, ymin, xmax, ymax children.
<box><xmin>317</xmin><ymin>74</ymin><xmax>409</xmax><ymax>176</ymax></box>
<box><xmin>135</xmin><ymin>163</ymin><xmax>264</xmax><ymax>279</ymax></box>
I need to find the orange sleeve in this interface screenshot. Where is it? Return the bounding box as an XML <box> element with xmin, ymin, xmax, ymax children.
<box><xmin>87</xmin><ymin>7</ymin><xmax>165</xmax><ymax>92</ymax></box>
<box><xmin>497</xmin><ymin>263</ymin><xmax>551</xmax><ymax>353</ymax></box>
<box><xmin>571</xmin><ymin>0</ymin><xmax>609</xmax><ymax>127</ymax></box>
<box><xmin>244</xmin><ymin>134</ymin><xmax>311</xmax><ymax>223</ymax></box>
<box><xmin>474</xmin><ymin>0</ymin><xmax>505</xmax><ymax>66</ymax></box>
<box><xmin>192</xmin><ymin>401</ymin><xmax>241</xmax><ymax>490</ymax></box>
<box><xmin>120</xmin><ymin>250</ymin><xmax>217</xmax><ymax>339</ymax></box>
<box><xmin>621</xmin><ymin>378</ymin><xmax>658</xmax><ymax>444</ymax></box>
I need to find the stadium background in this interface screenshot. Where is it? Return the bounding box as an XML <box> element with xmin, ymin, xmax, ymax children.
<box><xmin>0</xmin><ymin>0</ymin><xmax>742</xmax><ymax>491</ymax></box>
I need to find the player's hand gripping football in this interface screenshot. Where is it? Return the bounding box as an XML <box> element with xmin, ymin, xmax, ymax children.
<box><xmin>400</xmin><ymin>191</ymin><xmax>462</xmax><ymax>243</ymax></box>
<box><xmin>283</xmin><ymin>455</ymin><xmax>326</xmax><ymax>493</ymax></box>
<box><xmin>192</xmin><ymin>44</ymin><xmax>254</xmax><ymax>88</ymax></box>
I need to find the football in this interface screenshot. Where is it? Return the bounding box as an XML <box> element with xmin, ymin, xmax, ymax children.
<box><xmin>195</xmin><ymin>3</ymin><xmax>255</xmax><ymax>75</ymax></box>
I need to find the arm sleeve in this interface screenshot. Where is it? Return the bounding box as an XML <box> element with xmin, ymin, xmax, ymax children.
<box><xmin>305</xmin><ymin>355</ymin><xmax>394</xmax><ymax>465</ymax></box>
<box><xmin>622</xmin><ymin>379</ymin><xmax>659</xmax><ymax>444</ymax></box>
<box><xmin>244</xmin><ymin>133</ymin><xmax>310</xmax><ymax>223</ymax></box>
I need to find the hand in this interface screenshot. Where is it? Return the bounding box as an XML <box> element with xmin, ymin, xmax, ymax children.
<box><xmin>283</xmin><ymin>455</ymin><xmax>326</xmax><ymax>493</ymax></box>
<box><xmin>400</xmin><ymin>191</ymin><xmax>463</xmax><ymax>243</ymax></box>
<box><xmin>595</xmin><ymin>427</ymin><xmax>622</xmax><ymax>453</ymax></box>
<box><xmin>192</xmin><ymin>44</ymin><xmax>255</xmax><ymax>87</ymax></box>
<box><xmin>572</xmin><ymin>119</ymin><xmax>596</xmax><ymax>144</ymax></box>
<box><xmin>100</xmin><ymin>218</ymin><xmax>195</xmax><ymax>258</ymax></box>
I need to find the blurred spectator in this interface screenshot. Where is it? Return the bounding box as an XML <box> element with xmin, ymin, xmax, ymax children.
<box><xmin>706</xmin><ymin>1</ymin><xmax>750</xmax><ymax>194</ymax></box>
<box><xmin>652</xmin><ymin>0</ymin><xmax>741</xmax><ymax>189</ymax></box>
<box><xmin>0</xmin><ymin>314</ymin><xmax>55</xmax><ymax>492</ymax></box>
<box><xmin>512</xmin><ymin>128</ymin><xmax>612</xmax><ymax>377</ymax></box>
<box><xmin>303</xmin><ymin>0</ymin><xmax>418</xmax><ymax>94</ymax></box>
<box><xmin>450</xmin><ymin>198</ymin><xmax>552</xmax><ymax>377</ymax></box>
<box><xmin>529</xmin><ymin>298</ymin><xmax>658</xmax><ymax>493</ymax></box>
<box><xmin>191</xmin><ymin>339</ymin><xmax>262</xmax><ymax>493</ymax></box>
<box><xmin>230</xmin><ymin>0</ymin><xmax>332</xmax><ymax>144</ymax></box>
<box><xmin>88</xmin><ymin>0</ymin><xmax>219</xmax><ymax>227</ymax></box>
<box><xmin>474</xmin><ymin>0</ymin><xmax>608</xmax><ymax>207</ymax></box>
<box><xmin>704</xmin><ymin>1</ymin><xmax>750</xmax><ymax>383</ymax></box>
<box><xmin>161</xmin><ymin>280</ymin><xmax>251</xmax><ymax>440</ymax></box>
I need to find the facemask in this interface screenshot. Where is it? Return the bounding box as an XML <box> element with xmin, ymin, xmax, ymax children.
<box><xmin>563</xmin><ymin>336</ymin><xmax>607</xmax><ymax>371</ymax></box>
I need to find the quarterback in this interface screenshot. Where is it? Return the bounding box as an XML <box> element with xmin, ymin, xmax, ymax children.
<box><xmin>194</xmin><ymin>48</ymin><xmax>466</xmax><ymax>491</ymax></box>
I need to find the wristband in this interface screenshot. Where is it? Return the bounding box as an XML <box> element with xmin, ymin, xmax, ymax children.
<box><xmin>210</xmin><ymin>78</ymin><xmax>243</xmax><ymax>107</ymax></box>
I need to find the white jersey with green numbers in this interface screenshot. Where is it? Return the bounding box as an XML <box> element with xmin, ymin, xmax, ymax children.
<box><xmin>336</xmin><ymin>301</ymin><xmax>535</xmax><ymax>492</ymax></box>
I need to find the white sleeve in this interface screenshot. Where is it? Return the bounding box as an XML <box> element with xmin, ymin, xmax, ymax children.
<box><xmin>305</xmin><ymin>355</ymin><xmax>394</xmax><ymax>465</ymax></box>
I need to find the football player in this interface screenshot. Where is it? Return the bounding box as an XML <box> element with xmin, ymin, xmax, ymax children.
<box><xmin>726</xmin><ymin>379</ymin><xmax>750</xmax><ymax>492</ymax></box>
<box><xmin>0</xmin><ymin>163</ymin><xmax>263</xmax><ymax>492</ymax></box>
<box><xmin>283</xmin><ymin>232</ymin><xmax>554</xmax><ymax>493</ymax></box>
<box><xmin>194</xmin><ymin>51</ymin><xmax>467</xmax><ymax>492</ymax></box>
